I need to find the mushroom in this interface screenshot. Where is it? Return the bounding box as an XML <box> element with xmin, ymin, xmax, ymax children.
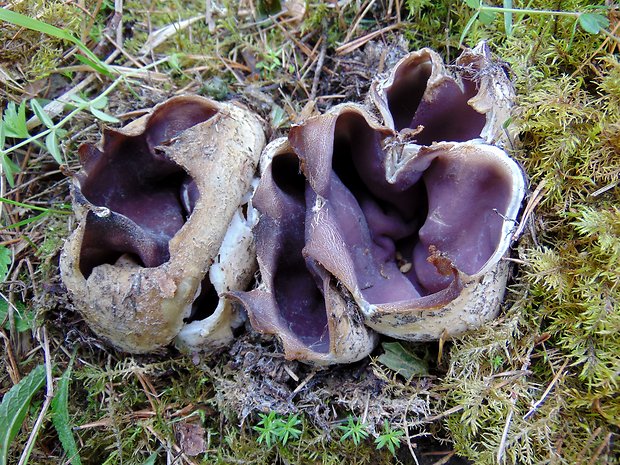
<box><xmin>227</xmin><ymin>138</ymin><xmax>378</xmax><ymax>365</ymax></box>
<box><xmin>370</xmin><ymin>41</ymin><xmax>515</xmax><ymax>146</ymax></box>
<box><xmin>60</xmin><ymin>96</ymin><xmax>265</xmax><ymax>353</ymax></box>
<box><xmin>232</xmin><ymin>42</ymin><xmax>524</xmax><ymax>363</ymax></box>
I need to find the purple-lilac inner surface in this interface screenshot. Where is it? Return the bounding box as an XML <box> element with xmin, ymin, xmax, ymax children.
<box><xmin>252</xmin><ymin>61</ymin><xmax>514</xmax><ymax>348</ymax></box>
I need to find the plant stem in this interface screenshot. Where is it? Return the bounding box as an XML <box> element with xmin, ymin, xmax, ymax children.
<box><xmin>0</xmin><ymin>197</ymin><xmax>70</xmax><ymax>215</ymax></box>
<box><xmin>479</xmin><ymin>6</ymin><xmax>580</xmax><ymax>18</ymax></box>
<box><xmin>1</xmin><ymin>77</ymin><xmax>125</xmax><ymax>157</ymax></box>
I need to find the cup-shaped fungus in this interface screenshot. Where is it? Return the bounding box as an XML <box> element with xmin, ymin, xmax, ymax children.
<box><xmin>370</xmin><ymin>41</ymin><xmax>515</xmax><ymax>146</ymax></box>
<box><xmin>232</xmin><ymin>99</ymin><xmax>524</xmax><ymax>363</ymax></box>
<box><xmin>227</xmin><ymin>138</ymin><xmax>378</xmax><ymax>365</ymax></box>
<box><xmin>60</xmin><ymin>96</ymin><xmax>265</xmax><ymax>353</ymax></box>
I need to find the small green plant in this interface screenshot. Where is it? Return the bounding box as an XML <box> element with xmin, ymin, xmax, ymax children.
<box><xmin>51</xmin><ymin>355</ymin><xmax>82</xmax><ymax>465</ymax></box>
<box><xmin>461</xmin><ymin>0</ymin><xmax>609</xmax><ymax>44</ymax></box>
<box><xmin>253</xmin><ymin>412</ymin><xmax>302</xmax><ymax>447</ymax></box>
<box><xmin>338</xmin><ymin>416</ymin><xmax>369</xmax><ymax>446</ymax></box>
<box><xmin>253</xmin><ymin>411</ymin><xmax>279</xmax><ymax>447</ymax></box>
<box><xmin>490</xmin><ymin>355</ymin><xmax>504</xmax><ymax>371</ymax></box>
<box><xmin>377</xmin><ymin>342</ymin><xmax>429</xmax><ymax>379</ymax></box>
<box><xmin>0</xmin><ymin>298</ymin><xmax>35</xmax><ymax>333</ymax></box>
<box><xmin>374</xmin><ymin>420</ymin><xmax>404</xmax><ymax>456</ymax></box>
<box><xmin>275</xmin><ymin>414</ymin><xmax>302</xmax><ymax>446</ymax></box>
<box><xmin>0</xmin><ymin>9</ymin><xmax>112</xmax><ymax>76</ymax></box>
<box><xmin>256</xmin><ymin>48</ymin><xmax>282</xmax><ymax>77</ymax></box>
<box><xmin>0</xmin><ymin>86</ymin><xmax>122</xmax><ymax>188</ymax></box>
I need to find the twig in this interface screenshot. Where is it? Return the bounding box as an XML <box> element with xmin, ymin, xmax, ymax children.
<box><xmin>512</xmin><ymin>178</ymin><xmax>546</xmax><ymax>240</ymax></box>
<box><xmin>403</xmin><ymin>395</ymin><xmax>422</xmax><ymax>465</ymax></box>
<box><xmin>335</xmin><ymin>23</ymin><xmax>400</xmax><ymax>55</ymax></box>
<box><xmin>342</xmin><ymin>0</ymin><xmax>376</xmax><ymax>44</ymax></box>
<box><xmin>205</xmin><ymin>0</ymin><xmax>216</xmax><ymax>32</ymax></box>
<box><xmin>104</xmin><ymin>33</ymin><xmax>145</xmax><ymax>69</ymax></box>
<box><xmin>431</xmin><ymin>451</ymin><xmax>457</xmax><ymax>465</ymax></box>
<box><xmin>590</xmin><ymin>176</ymin><xmax>620</xmax><ymax>197</ymax></box>
<box><xmin>135</xmin><ymin>371</ymin><xmax>159</xmax><ymax>413</ymax></box>
<box><xmin>0</xmin><ymin>328</ymin><xmax>21</xmax><ymax>384</ymax></box>
<box><xmin>524</xmin><ymin>358</ymin><xmax>568</xmax><ymax>419</ymax></box>
<box><xmin>143</xmin><ymin>423</ymin><xmax>199</xmax><ymax>465</ymax></box>
<box><xmin>310</xmin><ymin>40</ymin><xmax>327</xmax><ymax>101</ymax></box>
<box><xmin>576</xmin><ymin>427</ymin><xmax>602</xmax><ymax>465</ymax></box>
<box><xmin>292</xmin><ymin>371</ymin><xmax>316</xmax><ymax>395</ymax></box>
<box><xmin>410</xmin><ymin>405</ymin><xmax>464</xmax><ymax>426</ymax></box>
<box><xmin>139</xmin><ymin>15</ymin><xmax>204</xmax><ymax>56</ymax></box>
<box><xmin>282</xmin><ymin>364</ymin><xmax>299</xmax><ymax>382</ymax></box>
<box><xmin>17</xmin><ymin>327</ymin><xmax>54</xmax><ymax>465</ymax></box>
<box><xmin>571</xmin><ymin>20</ymin><xmax>620</xmax><ymax>79</ymax></box>
<box><xmin>114</xmin><ymin>0</ymin><xmax>123</xmax><ymax>46</ymax></box>
<box><xmin>587</xmin><ymin>432</ymin><xmax>613</xmax><ymax>465</ymax></box>
<box><xmin>496</xmin><ymin>403</ymin><xmax>514</xmax><ymax>464</ymax></box>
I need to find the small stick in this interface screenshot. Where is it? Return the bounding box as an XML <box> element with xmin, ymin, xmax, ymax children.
<box><xmin>17</xmin><ymin>327</ymin><xmax>54</xmax><ymax>465</ymax></box>
<box><xmin>336</xmin><ymin>24</ymin><xmax>400</xmax><ymax>56</ymax></box>
<box><xmin>310</xmin><ymin>40</ymin><xmax>327</xmax><ymax>101</ymax></box>
<box><xmin>496</xmin><ymin>403</ymin><xmax>514</xmax><ymax>464</ymax></box>
<box><xmin>524</xmin><ymin>358</ymin><xmax>568</xmax><ymax>419</ymax></box>
<box><xmin>343</xmin><ymin>0</ymin><xmax>376</xmax><ymax>44</ymax></box>
<box><xmin>512</xmin><ymin>178</ymin><xmax>547</xmax><ymax>240</ymax></box>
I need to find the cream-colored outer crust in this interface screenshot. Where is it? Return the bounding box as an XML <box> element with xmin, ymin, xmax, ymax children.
<box><xmin>60</xmin><ymin>96</ymin><xmax>265</xmax><ymax>353</ymax></box>
<box><xmin>175</xmin><ymin>186</ymin><xmax>259</xmax><ymax>351</ymax></box>
<box><xmin>361</xmin><ymin>259</ymin><xmax>510</xmax><ymax>341</ymax></box>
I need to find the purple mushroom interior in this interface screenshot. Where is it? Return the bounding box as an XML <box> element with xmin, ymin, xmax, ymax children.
<box><xmin>385</xmin><ymin>57</ymin><xmax>487</xmax><ymax>144</ymax></box>
<box><xmin>76</xmin><ymin>100</ymin><xmax>217</xmax><ymax>289</ymax></box>
<box><xmin>257</xmin><ymin>111</ymin><xmax>515</xmax><ymax>349</ymax></box>
<box><xmin>267</xmin><ymin>153</ymin><xmax>330</xmax><ymax>351</ymax></box>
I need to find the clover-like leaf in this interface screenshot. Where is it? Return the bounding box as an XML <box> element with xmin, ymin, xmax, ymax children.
<box><xmin>578</xmin><ymin>13</ymin><xmax>609</xmax><ymax>34</ymax></box>
<box><xmin>378</xmin><ymin>342</ymin><xmax>429</xmax><ymax>378</ymax></box>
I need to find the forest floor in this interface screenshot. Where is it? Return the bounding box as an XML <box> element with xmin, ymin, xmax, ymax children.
<box><xmin>0</xmin><ymin>1</ymin><xmax>619</xmax><ymax>464</ymax></box>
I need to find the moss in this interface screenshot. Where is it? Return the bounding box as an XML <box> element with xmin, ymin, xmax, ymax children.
<box><xmin>437</xmin><ymin>2</ymin><xmax>619</xmax><ymax>463</ymax></box>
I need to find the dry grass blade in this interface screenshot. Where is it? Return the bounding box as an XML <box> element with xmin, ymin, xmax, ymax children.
<box><xmin>139</xmin><ymin>15</ymin><xmax>204</xmax><ymax>56</ymax></box>
<box><xmin>336</xmin><ymin>24</ymin><xmax>400</xmax><ymax>55</ymax></box>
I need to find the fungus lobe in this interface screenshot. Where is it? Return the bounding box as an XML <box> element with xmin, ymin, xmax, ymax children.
<box><xmin>61</xmin><ymin>96</ymin><xmax>265</xmax><ymax>353</ymax></box>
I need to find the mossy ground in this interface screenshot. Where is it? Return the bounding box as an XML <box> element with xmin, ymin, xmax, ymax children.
<box><xmin>0</xmin><ymin>1</ymin><xmax>618</xmax><ymax>464</ymax></box>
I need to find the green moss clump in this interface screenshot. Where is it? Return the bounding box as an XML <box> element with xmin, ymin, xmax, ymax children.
<box><xmin>437</xmin><ymin>2</ymin><xmax>619</xmax><ymax>463</ymax></box>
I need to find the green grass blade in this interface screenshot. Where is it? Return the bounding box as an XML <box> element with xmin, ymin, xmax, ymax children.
<box><xmin>459</xmin><ymin>11</ymin><xmax>480</xmax><ymax>46</ymax></box>
<box><xmin>0</xmin><ymin>113</ymin><xmax>5</xmax><ymax>150</ymax></box>
<box><xmin>503</xmin><ymin>0</ymin><xmax>513</xmax><ymax>36</ymax></box>
<box><xmin>0</xmin><ymin>246</ymin><xmax>10</xmax><ymax>282</ymax></box>
<box><xmin>0</xmin><ymin>365</ymin><xmax>46</xmax><ymax>465</ymax></box>
<box><xmin>52</xmin><ymin>355</ymin><xmax>81</xmax><ymax>465</ymax></box>
<box><xmin>1</xmin><ymin>211</ymin><xmax>49</xmax><ymax>231</ymax></box>
<box><xmin>0</xmin><ymin>196</ymin><xmax>71</xmax><ymax>214</ymax></box>
<box><xmin>0</xmin><ymin>8</ymin><xmax>113</xmax><ymax>76</ymax></box>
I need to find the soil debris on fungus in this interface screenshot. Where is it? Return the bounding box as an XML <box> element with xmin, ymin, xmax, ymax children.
<box><xmin>0</xmin><ymin>1</ymin><xmax>618</xmax><ymax>464</ymax></box>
